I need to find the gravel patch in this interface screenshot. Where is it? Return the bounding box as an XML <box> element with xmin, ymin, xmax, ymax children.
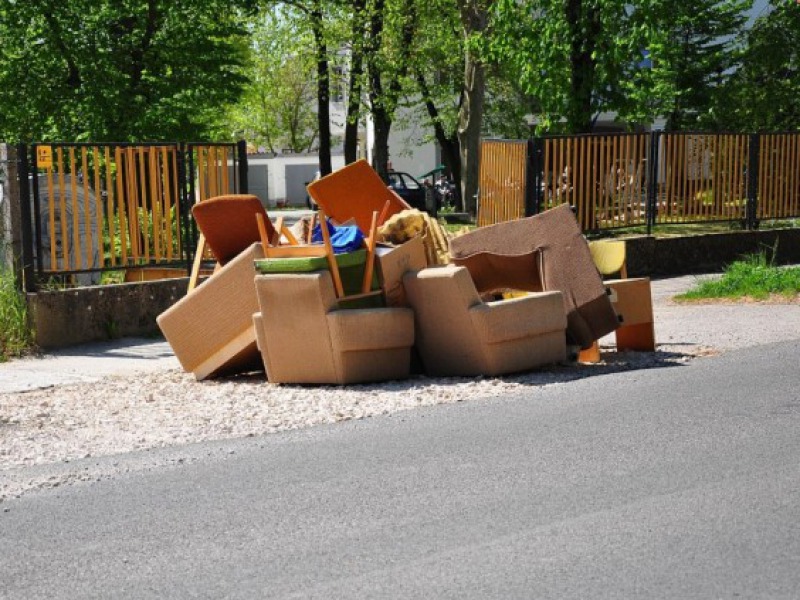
<box><xmin>2</xmin><ymin>274</ymin><xmax>798</xmax><ymax>502</ymax></box>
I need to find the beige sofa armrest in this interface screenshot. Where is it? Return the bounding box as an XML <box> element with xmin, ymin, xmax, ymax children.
<box><xmin>327</xmin><ymin>308</ymin><xmax>414</xmax><ymax>353</ymax></box>
<box><xmin>470</xmin><ymin>291</ymin><xmax>565</xmax><ymax>345</ymax></box>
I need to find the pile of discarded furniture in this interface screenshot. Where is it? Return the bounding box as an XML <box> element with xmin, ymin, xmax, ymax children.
<box><xmin>157</xmin><ymin>159</ymin><xmax>655</xmax><ymax>385</ymax></box>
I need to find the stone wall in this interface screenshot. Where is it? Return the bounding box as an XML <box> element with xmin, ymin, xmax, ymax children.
<box><xmin>625</xmin><ymin>229</ymin><xmax>800</xmax><ymax>277</ymax></box>
<box><xmin>29</xmin><ymin>278</ymin><xmax>188</xmax><ymax>348</ymax></box>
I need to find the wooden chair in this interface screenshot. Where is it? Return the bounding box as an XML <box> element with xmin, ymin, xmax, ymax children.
<box><xmin>256</xmin><ymin>209</ymin><xmax>382</xmax><ymax>303</ymax></box>
<box><xmin>306</xmin><ymin>159</ymin><xmax>409</xmax><ymax>234</ymax></box>
<box><xmin>189</xmin><ymin>194</ymin><xmax>296</xmax><ymax>292</ymax></box>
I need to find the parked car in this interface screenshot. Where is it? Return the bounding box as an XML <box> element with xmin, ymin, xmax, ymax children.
<box><xmin>387</xmin><ymin>171</ymin><xmax>431</xmax><ymax>213</ymax></box>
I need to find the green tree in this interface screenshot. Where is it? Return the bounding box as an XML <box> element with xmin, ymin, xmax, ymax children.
<box><xmin>488</xmin><ymin>0</ymin><xmax>669</xmax><ymax>133</ymax></box>
<box><xmin>227</xmin><ymin>6</ymin><xmax>319</xmax><ymax>153</ymax></box>
<box><xmin>0</xmin><ymin>0</ymin><xmax>254</xmax><ymax>142</ymax></box>
<box><xmin>652</xmin><ymin>0</ymin><xmax>751</xmax><ymax>131</ymax></box>
<box><xmin>718</xmin><ymin>0</ymin><xmax>800</xmax><ymax>131</ymax></box>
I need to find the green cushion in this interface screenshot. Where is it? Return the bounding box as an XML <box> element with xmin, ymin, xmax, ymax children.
<box><xmin>255</xmin><ymin>249</ymin><xmax>379</xmax><ymax>296</ymax></box>
<box><xmin>255</xmin><ymin>248</ymin><xmax>368</xmax><ymax>273</ymax></box>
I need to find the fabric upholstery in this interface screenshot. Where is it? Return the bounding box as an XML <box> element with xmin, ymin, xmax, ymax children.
<box><xmin>191</xmin><ymin>194</ymin><xmax>275</xmax><ymax>264</ymax></box>
<box><xmin>306</xmin><ymin>160</ymin><xmax>410</xmax><ymax>233</ymax></box>
<box><xmin>157</xmin><ymin>242</ymin><xmax>265</xmax><ymax>380</ymax></box>
<box><xmin>448</xmin><ymin>204</ymin><xmax>619</xmax><ymax>349</ymax></box>
<box><xmin>403</xmin><ymin>265</ymin><xmax>567</xmax><ymax>377</ymax></box>
<box><xmin>253</xmin><ymin>271</ymin><xmax>414</xmax><ymax>384</ymax></box>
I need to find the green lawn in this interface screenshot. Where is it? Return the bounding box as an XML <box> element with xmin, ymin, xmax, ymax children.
<box><xmin>676</xmin><ymin>253</ymin><xmax>800</xmax><ymax>302</ymax></box>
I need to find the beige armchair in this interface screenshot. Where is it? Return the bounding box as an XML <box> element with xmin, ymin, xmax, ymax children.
<box><xmin>403</xmin><ymin>265</ymin><xmax>567</xmax><ymax>377</ymax></box>
<box><xmin>252</xmin><ymin>271</ymin><xmax>415</xmax><ymax>385</ymax></box>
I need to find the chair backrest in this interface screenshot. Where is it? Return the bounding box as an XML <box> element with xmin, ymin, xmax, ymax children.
<box><xmin>192</xmin><ymin>194</ymin><xmax>275</xmax><ymax>265</ymax></box>
<box><xmin>306</xmin><ymin>160</ymin><xmax>410</xmax><ymax>233</ymax></box>
<box><xmin>589</xmin><ymin>240</ymin><xmax>627</xmax><ymax>278</ymax></box>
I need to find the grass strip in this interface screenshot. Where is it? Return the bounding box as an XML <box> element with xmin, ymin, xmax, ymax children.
<box><xmin>0</xmin><ymin>268</ymin><xmax>34</xmax><ymax>361</ymax></box>
<box><xmin>677</xmin><ymin>252</ymin><xmax>800</xmax><ymax>302</ymax></box>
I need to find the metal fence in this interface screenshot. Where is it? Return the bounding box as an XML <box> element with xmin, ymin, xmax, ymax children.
<box><xmin>479</xmin><ymin>132</ymin><xmax>800</xmax><ymax>232</ymax></box>
<box><xmin>16</xmin><ymin>141</ymin><xmax>247</xmax><ymax>291</ymax></box>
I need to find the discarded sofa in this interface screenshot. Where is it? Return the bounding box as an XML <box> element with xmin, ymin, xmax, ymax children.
<box><xmin>403</xmin><ymin>265</ymin><xmax>567</xmax><ymax>377</ymax></box>
<box><xmin>448</xmin><ymin>204</ymin><xmax>619</xmax><ymax>349</ymax></box>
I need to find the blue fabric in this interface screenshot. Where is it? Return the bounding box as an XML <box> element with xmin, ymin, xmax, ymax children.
<box><xmin>311</xmin><ymin>219</ymin><xmax>364</xmax><ymax>254</ymax></box>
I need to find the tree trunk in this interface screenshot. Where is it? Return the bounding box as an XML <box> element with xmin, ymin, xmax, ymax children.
<box><xmin>457</xmin><ymin>0</ymin><xmax>488</xmax><ymax>216</ymax></box>
<box><xmin>311</xmin><ymin>5</ymin><xmax>332</xmax><ymax>175</ymax></box>
<box><xmin>458</xmin><ymin>50</ymin><xmax>485</xmax><ymax>215</ymax></box>
<box><xmin>344</xmin><ymin>0</ymin><xmax>366</xmax><ymax>164</ymax></box>
<box><xmin>371</xmin><ymin>106</ymin><xmax>391</xmax><ymax>182</ymax></box>
<box><xmin>416</xmin><ymin>72</ymin><xmax>463</xmax><ymax>209</ymax></box>
<box><xmin>566</xmin><ymin>0</ymin><xmax>599</xmax><ymax>133</ymax></box>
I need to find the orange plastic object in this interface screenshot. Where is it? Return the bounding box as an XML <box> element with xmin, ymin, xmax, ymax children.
<box><xmin>306</xmin><ymin>160</ymin><xmax>410</xmax><ymax>233</ymax></box>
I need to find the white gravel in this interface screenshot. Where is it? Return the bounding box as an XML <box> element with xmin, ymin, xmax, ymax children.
<box><xmin>2</xmin><ymin>273</ymin><xmax>799</xmax><ymax>502</ymax></box>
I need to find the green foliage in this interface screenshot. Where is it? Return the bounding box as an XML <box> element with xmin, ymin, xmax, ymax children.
<box><xmin>678</xmin><ymin>251</ymin><xmax>800</xmax><ymax>301</ymax></box>
<box><xmin>0</xmin><ymin>0</ymin><xmax>254</xmax><ymax>142</ymax></box>
<box><xmin>717</xmin><ymin>0</ymin><xmax>800</xmax><ymax>131</ymax></box>
<box><xmin>650</xmin><ymin>0</ymin><xmax>751</xmax><ymax>131</ymax></box>
<box><xmin>223</xmin><ymin>5</ymin><xmax>321</xmax><ymax>153</ymax></box>
<box><xmin>487</xmin><ymin>0</ymin><xmax>660</xmax><ymax>133</ymax></box>
<box><xmin>0</xmin><ymin>268</ymin><xmax>34</xmax><ymax>361</ymax></box>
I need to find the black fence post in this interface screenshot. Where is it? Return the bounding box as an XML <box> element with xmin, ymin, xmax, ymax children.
<box><xmin>527</xmin><ymin>137</ymin><xmax>543</xmax><ymax>217</ymax></box>
<box><xmin>176</xmin><ymin>144</ymin><xmax>194</xmax><ymax>274</ymax></box>
<box><xmin>16</xmin><ymin>144</ymin><xmax>36</xmax><ymax>293</ymax></box>
<box><xmin>236</xmin><ymin>140</ymin><xmax>248</xmax><ymax>194</ymax></box>
<box><xmin>747</xmin><ymin>134</ymin><xmax>760</xmax><ymax>230</ymax></box>
<box><xmin>647</xmin><ymin>131</ymin><xmax>660</xmax><ymax>235</ymax></box>
<box><xmin>30</xmin><ymin>144</ymin><xmax>43</xmax><ymax>275</ymax></box>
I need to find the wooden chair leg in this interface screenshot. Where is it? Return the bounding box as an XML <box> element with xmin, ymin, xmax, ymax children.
<box><xmin>256</xmin><ymin>213</ymin><xmax>272</xmax><ymax>253</ymax></box>
<box><xmin>188</xmin><ymin>234</ymin><xmax>207</xmax><ymax>293</ymax></box>
<box><xmin>362</xmin><ymin>210</ymin><xmax>378</xmax><ymax>294</ymax></box>
<box><xmin>318</xmin><ymin>210</ymin><xmax>345</xmax><ymax>298</ymax></box>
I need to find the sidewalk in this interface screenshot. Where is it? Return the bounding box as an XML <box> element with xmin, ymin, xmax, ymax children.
<box><xmin>2</xmin><ymin>273</ymin><xmax>798</xmax><ymax>396</ymax></box>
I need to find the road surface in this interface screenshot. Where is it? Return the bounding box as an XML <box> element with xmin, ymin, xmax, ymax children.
<box><xmin>2</xmin><ymin>339</ymin><xmax>799</xmax><ymax>599</ymax></box>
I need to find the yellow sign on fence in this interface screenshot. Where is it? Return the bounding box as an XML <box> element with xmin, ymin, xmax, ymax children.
<box><xmin>36</xmin><ymin>145</ymin><xmax>53</xmax><ymax>168</ymax></box>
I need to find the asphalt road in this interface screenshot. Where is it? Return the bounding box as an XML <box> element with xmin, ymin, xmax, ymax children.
<box><xmin>2</xmin><ymin>340</ymin><xmax>799</xmax><ymax>599</ymax></box>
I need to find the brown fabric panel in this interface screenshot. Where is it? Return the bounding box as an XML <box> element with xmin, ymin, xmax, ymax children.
<box><xmin>157</xmin><ymin>243</ymin><xmax>264</xmax><ymax>373</ymax></box>
<box><xmin>192</xmin><ymin>195</ymin><xmax>273</xmax><ymax>264</ymax></box>
<box><xmin>482</xmin><ymin>331</ymin><xmax>566</xmax><ymax>376</ymax></box>
<box><xmin>327</xmin><ymin>308</ymin><xmax>414</xmax><ymax>352</ymax></box>
<box><xmin>449</xmin><ymin>204</ymin><xmax>618</xmax><ymax>348</ymax></box>
<box><xmin>451</xmin><ymin>250</ymin><xmax>543</xmax><ymax>295</ymax></box>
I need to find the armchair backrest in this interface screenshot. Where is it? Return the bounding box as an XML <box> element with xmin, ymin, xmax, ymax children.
<box><xmin>254</xmin><ymin>271</ymin><xmax>339</xmax><ymax>383</ymax></box>
<box><xmin>403</xmin><ymin>265</ymin><xmax>487</xmax><ymax>375</ymax></box>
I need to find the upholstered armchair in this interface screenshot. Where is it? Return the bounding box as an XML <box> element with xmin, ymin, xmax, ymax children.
<box><xmin>252</xmin><ymin>271</ymin><xmax>415</xmax><ymax>385</ymax></box>
<box><xmin>403</xmin><ymin>265</ymin><xmax>567</xmax><ymax>377</ymax></box>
